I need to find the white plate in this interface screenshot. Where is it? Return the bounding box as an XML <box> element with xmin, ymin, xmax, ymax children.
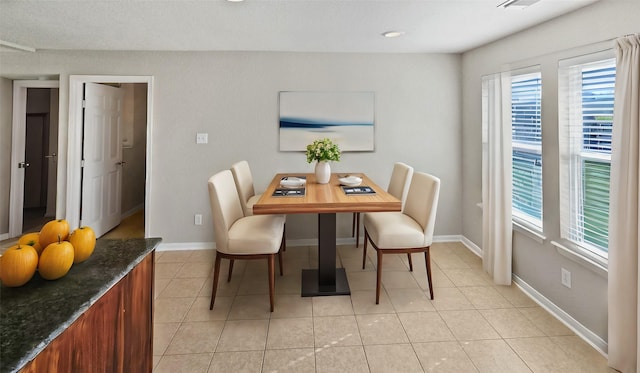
<box><xmin>339</xmin><ymin>176</ymin><xmax>362</xmax><ymax>187</ymax></box>
<box><xmin>280</xmin><ymin>177</ymin><xmax>307</xmax><ymax>188</ymax></box>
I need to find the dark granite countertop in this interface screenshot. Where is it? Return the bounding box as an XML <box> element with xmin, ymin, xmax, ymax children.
<box><xmin>0</xmin><ymin>238</ymin><xmax>161</xmax><ymax>373</ymax></box>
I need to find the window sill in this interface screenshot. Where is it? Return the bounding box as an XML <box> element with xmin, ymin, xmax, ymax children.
<box><xmin>512</xmin><ymin>219</ymin><xmax>546</xmax><ymax>244</ymax></box>
<box><xmin>551</xmin><ymin>240</ymin><xmax>608</xmax><ymax>278</ymax></box>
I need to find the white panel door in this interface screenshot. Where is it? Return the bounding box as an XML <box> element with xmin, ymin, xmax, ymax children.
<box><xmin>81</xmin><ymin>83</ymin><xmax>123</xmax><ymax>237</ymax></box>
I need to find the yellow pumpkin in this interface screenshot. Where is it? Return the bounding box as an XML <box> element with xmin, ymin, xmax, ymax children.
<box><xmin>0</xmin><ymin>245</ymin><xmax>39</xmax><ymax>287</ymax></box>
<box><xmin>69</xmin><ymin>226</ymin><xmax>96</xmax><ymax>263</ymax></box>
<box><xmin>38</xmin><ymin>240</ymin><xmax>75</xmax><ymax>280</ymax></box>
<box><xmin>39</xmin><ymin>219</ymin><xmax>70</xmax><ymax>249</ymax></box>
<box><xmin>18</xmin><ymin>232</ymin><xmax>43</xmax><ymax>255</ymax></box>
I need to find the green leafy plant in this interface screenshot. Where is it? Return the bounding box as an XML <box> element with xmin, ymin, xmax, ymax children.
<box><xmin>306</xmin><ymin>138</ymin><xmax>341</xmax><ymax>163</ymax></box>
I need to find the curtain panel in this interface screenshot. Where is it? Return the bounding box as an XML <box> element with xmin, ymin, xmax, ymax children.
<box><xmin>608</xmin><ymin>33</ymin><xmax>640</xmax><ymax>373</ymax></box>
<box><xmin>481</xmin><ymin>73</ymin><xmax>513</xmax><ymax>285</ymax></box>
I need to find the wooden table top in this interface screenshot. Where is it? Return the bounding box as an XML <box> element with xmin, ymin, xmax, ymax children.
<box><xmin>253</xmin><ymin>173</ymin><xmax>401</xmax><ymax>215</ymax></box>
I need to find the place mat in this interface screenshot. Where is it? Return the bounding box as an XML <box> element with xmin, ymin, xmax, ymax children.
<box><xmin>342</xmin><ymin>186</ymin><xmax>376</xmax><ymax>195</ymax></box>
<box><xmin>272</xmin><ymin>188</ymin><xmax>306</xmax><ymax>197</ymax></box>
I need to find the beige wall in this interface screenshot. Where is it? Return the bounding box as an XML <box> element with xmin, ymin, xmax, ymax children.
<box><xmin>0</xmin><ymin>77</ymin><xmax>11</xmax><ymax>236</ymax></box>
<box><xmin>0</xmin><ymin>51</ymin><xmax>463</xmax><ymax>244</ymax></box>
<box><xmin>461</xmin><ymin>0</ymin><xmax>639</xmax><ymax>347</ymax></box>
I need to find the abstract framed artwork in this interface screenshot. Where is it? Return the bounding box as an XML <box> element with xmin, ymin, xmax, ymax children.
<box><xmin>279</xmin><ymin>91</ymin><xmax>375</xmax><ymax>151</ymax></box>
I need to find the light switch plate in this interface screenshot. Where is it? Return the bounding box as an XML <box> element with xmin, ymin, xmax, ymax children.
<box><xmin>196</xmin><ymin>133</ymin><xmax>208</xmax><ymax>144</ymax></box>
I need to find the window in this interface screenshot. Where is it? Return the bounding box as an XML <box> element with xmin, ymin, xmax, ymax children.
<box><xmin>511</xmin><ymin>72</ymin><xmax>543</xmax><ymax>229</ymax></box>
<box><xmin>559</xmin><ymin>56</ymin><xmax>615</xmax><ymax>258</ymax></box>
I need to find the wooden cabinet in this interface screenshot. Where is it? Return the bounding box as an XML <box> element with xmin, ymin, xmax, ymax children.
<box><xmin>20</xmin><ymin>252</ymin><xmax>154</xmax><ymax>373</ymax></box>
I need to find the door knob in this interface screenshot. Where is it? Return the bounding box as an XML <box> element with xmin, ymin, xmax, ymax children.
<box><xmin>44</xmin><ymin>153</ymin><xmax>57</xmax><ymax>159</ymax></box>
<box><xmin>116</xmin><ymin>161</ymin><xmax>126</xmax><ymax>166</ymax></box>
<box><xmin>18</xmin><ymin>162</ymin><xmax>30</xmax><ymax>168</ymax></box>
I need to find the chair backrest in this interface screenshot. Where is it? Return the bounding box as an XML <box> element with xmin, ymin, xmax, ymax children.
<box><xmin>208</xmin><ymin>170</ymin><xmax>245</xmax><ymax>253</ymax></box>
<box><xmin>387</xmin><ymin>162</ymin><xmax>414</xmax><ymax>208</ymax></box>
<box><xmin>230</xmin><ymin>160</ymin><xmax>256</xmax><ymax>216</ymax></box>
<box><xmin>403</xmin><ymin>172</ymin><xmax>441</xmax><ymax>247</ymax></box>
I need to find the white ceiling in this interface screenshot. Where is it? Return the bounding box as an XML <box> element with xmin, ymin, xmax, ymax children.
<box><xmin>0</xmin><ymin>0</ymin><xmax>600</xmax><ymax>54</ymax></box>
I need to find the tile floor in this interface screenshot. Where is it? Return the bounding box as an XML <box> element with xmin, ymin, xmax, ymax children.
<box><xmin>152</xmin><ymin>241</ymin><xmax>614</xmax><ymax>373</ymax></box>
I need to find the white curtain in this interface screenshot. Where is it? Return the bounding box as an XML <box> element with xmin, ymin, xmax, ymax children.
<box><xmin>608</xmin><ymin>34</ymin><xmax>640</xmax><ymax>373</ymax></box>
<box><xmin>481</xmin><ymin>73</ymin><xmax>513</xmax><ymax>285</ymax></box>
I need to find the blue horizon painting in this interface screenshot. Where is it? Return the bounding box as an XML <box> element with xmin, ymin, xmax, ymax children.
<box><xmin>279</xmin><ymin>91</ymin><xmax>375</xmax><ymax>151</ymax></box>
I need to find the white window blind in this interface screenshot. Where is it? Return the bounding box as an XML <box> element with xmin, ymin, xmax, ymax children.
<box><xmin>559</xmin><ymin>56</ymin><xmax>615</xmax><ymax>257</ymax></box>
<box><xmin>511</xmin><ymin>72</ymin><xmax>543</xmax><ymax>229</ymax></box>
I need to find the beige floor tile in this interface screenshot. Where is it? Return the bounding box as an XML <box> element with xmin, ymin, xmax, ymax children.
<box><xmin>350</xmin><ymin>290</ymin><xmax>395</xmax><ymax>314</ymax></box>
<box><xmin>341</xmin><ymin>254</ymin><xmax>375</xmax><ymax>272</ymax></box>
<box><xmin>175</xmin><ymin>261</ymin><xmax>214</xmax><ymax>278</ymax></box>
<box><xmin>374</xmin><ymin>253</ymin><xmax>411</xmax><ymax>271</ymax></box>
<box><xmin>165</xmin><ymin>320</ymin><xmax>225</xmax><ymax>354</ymax></box>
<box><xmin>155</xmin><ymin>278</ymin><xmax>171</xmax><ymax>299</ymax></box>
<box><xmin>494</xmin><ymin>284</ymin><xmax>538</xmax><ymax>307</ymax></box>
<box><xmin>413</xmin><ymin>341</ymin><xmax>478</xmax><ymax>372</ymax></box>
<box><xmin>271</xmin><ymin>294</ymin><xmax>313</xmax><ymax>318</ymax></box>
<box><xmin>315</xmin><ymin>345</ymin><xmax>369</xmax><ymax>373</ymax></box>
<box><xmin>154</xmin><ymin>353</ymin><xmax>213</xmax><ymax>373</ymax></box>
<box><xmin>431</xmin><ymin>287</ymin><xmax>474</xmax><ymax>311</ymax></box>
<box><xmin>387</xmin><ymin>288</ymin><xmax>435</xmax><ymax>312</ymax></box>
<box><xmin>314</xmin><ymin>315</ymin><xmax>363</xmax><ymax>347</ymax></box>
<box><xmin>506</xmin><ymin>336</ymin><xmax>576</xmax><ymax>372</ymax></box>
<box><xmin>345</xmin><ymin>271</ymin><xmax>378</xmax><ymax>291</ymax></box>
<box><xmin>459</xmin><ymin>286</ymin><xmax>513</xmax><ymax>309</ymax></box>
<box><xmin>443</xmin><ymin>268</ymin><xmax>493</xmax><ymax>287</ymax></box>
<box><xmin>479</xmin><ymin>308</ymin><xmax>545</xmax><ymax>338</ymax></box>
<box><xmin>185</xmin><ymin>296</ymin><xmax>232</xmax><ymax>321</ymax></box>
<box><xmin>156</xmin><ymin>250</ymin><xmax>193</xmax><ymax>263</ymax></box>
<box><xmin>518</xmin><ymin>307</ymin><xmax>574</xmax><ymax>336</ymax></box>
<box><xmin>159</xmin><ymin>277</ymin><xmax>208</xmax><ymax>298</ymax></box>
<box><xmin>262</xmin><ymin>348</ymin><xmax>316</xmax><ymax>373</ymax></box>
<box><xmin>357</xmin><ymin>313</ymin><xmax>409</xmax><ymax>345</ymax></box>
<box><xmin>550</xmin><ymin>336</ymin><xmax>615</xmax><ymax>373</ymax></box>
<box><xmin>202</xmin><ymin>273</ymin><xmax>241</xmax><ymax>297</ymax></box>
<box><xmin>398</xmin><ymin>311</ymin><xmax>456</xmax><ymax>343</ymax></box>
<box><xmin>237</xmin><ymin>273</ymin><xmax>270</xmax><ymax>295</ymax></box>
<box><xmin>186</xmin><ymin>248</ymin><xmax>216</xmax><ymax>262</ymax></box>
<box><xmin>227</xmin><ymin>294</ymin><xmax>272</xmax><ymax>320</ymax></box>
<box><xmin>154</xmin><ymin>297</ymin><xmax>196</xmax><ymax>323</ymax></box>
<box><xmin>153</xmin><ymin>322</ymin><xmax>180</xmax><ymax>356</ymax></box>
<box><xmin>312</xmin><ymin>295</ymin><xmax>354</xmax><ymax>316</ymax></box>
<box><xmin>432</xmin><ymin>251</ymin><xmax>472</xmax><ymax>269</ymax></box>
<box><xmin>266</xmin><ymin>317</ymin><xmax>314</xmax><ymax>349</ymax></box>
<box><xmin>364</xmin><ymin>344</ymin><xmax>423</xmax><ymax>373</ymax></box>
<box><xmin>439</xmin><ymin>310</ymin><xmax>500</xmax><ymax>340</ymax></box>
<box><xmin>216</xmin><ymin>319</ymin><xmax>269</xmax><ymax>352</ymax></box>
<box><xmin>155</xmin><ymin>262</ymin><xmax>183</xmax><ymax>279</ymax></box>
<box><xmin>381</xmin><ymin>270</ymin><xmax>421</xmax><ymax>289</ymax></box>
<box><xmin>413</xmin><ymin>267</ymin><xmax>455</xmax><ymax>290</ymax></box>
<box><xmin>208</xmin><ymin>351</ymin><xmax>263</xmax><ymax>373</ymax></box>
<box><xmin>275</xmin><ymin>273</ymin><xmax>303</xmax><ymax>294</ymax></box>
<box><xmin>461</xmin><ymin>339</ymin><xmax>532</xmax><ymax>373</ymax></box>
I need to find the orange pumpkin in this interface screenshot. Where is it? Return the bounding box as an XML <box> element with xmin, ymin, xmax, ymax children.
<box><xmin>0</xmin><ymin>245</ymin><xmax>39</xmax><ymax>287</ymax></box>
<box><xmin>69</xmin><ymin>226</ymin><xmax>96</xmax><ymax>263</ymax></box>
<box><xmin>38</xmin><ymin>240</ymin><xmax>75</xmax><ymax>280</ymax></box>
<box><xmin>39</xmin><ymin>219</ymin><xmax>70</xmax><ymax>249</ymax></box>
<box><xmin>18</xmin><ymin>232</ymin><xmax>43</xmax><ymax>255</ymax></box>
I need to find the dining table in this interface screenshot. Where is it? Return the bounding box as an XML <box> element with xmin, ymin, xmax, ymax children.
<box><xmin>253</xmin><ymin>172</ymin><xmax>401</xmax><ymax>297</ymax></box>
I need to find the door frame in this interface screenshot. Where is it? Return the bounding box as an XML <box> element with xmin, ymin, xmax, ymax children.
<box><xmin>67</xmin><ymin>75</ymin><xmax>154</xmax><ymax>236</ymax></box>
<box><xmin>9</xmin><ymin>80</ymin><xmax>60</xmax><ymax>237</ymax></box>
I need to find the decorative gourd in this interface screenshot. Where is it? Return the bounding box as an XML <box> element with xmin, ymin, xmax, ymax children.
<box><xmin>69</xmin><ymin>226</ymin><xmax>96</xmax><ymax>263</ymax></box>
<box><xmin>0</xmin><ymin>245</ymin><xmax>39</xmax><ymax>287</ymax></box>
<box><xmin>38</xmin><ymin>239</ymin><xmax>75</xmax><ymax>280</ymax></box>
<box><xmin>18</xmin><ymin>232</ymin><xmax>43</xmax><ymax>255</ymax></box>
<box><xmin>39</xmin><ymin>219</ymin><xmax>70</xmax><ymax>249</ymax></box>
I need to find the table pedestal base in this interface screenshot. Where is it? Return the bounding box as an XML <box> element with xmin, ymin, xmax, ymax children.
<box><xmin>301</xmin><ymin>268</ymin><xmax>351</xmax><ymax>297</ymax></box>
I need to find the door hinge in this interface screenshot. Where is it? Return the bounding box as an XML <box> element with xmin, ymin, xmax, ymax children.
<box><xmin>80</xmin><ymin>160</ymin><xmax>85</xmax><ymax>168</ymax></box>
<box><xmin>82</xmin><ymin>99</ymin><xmax>86</xmax><ymax>108</ymax></box>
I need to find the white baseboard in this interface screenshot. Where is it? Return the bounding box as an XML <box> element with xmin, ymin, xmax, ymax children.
<box><xmin>460</xmin><ymin>236</ymin><xmax>482</xmax><ymax>257</ymax></box>
<box><xmin>512</xmin><ymin>274</ymin><xmax>608</xmax><ymax>356</ymax></box>
<box><xmin>0</xmin><ymin>233</ymin><xmax>9</xmax><ymax>241</ymax></box>
<box><xmin>122</xmin><ymin>204</ymin><xmax>144</xmax><ymax>219</ymax></box>
<box><xmin>157</xmin><ymin>242</ymin><xmax>215</xmax><ymax>251</ymax></box>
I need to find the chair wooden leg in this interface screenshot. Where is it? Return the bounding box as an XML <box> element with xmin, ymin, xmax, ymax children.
<box><xmin>227</xmin><ymin>259</ymin><xmax>234</xmax><ymax>282</ymax></box>
<box><xmin>376</xmin><ymin>249</ymin><xmax>383</xmax><ymax>304</ymax></box>
<box><xmin>268</xmin><ymin>254</ymin><xmax>275</xmax><ymax>312</ymax></box>
<box><xmin>407</xmin><ymin>253</ymin><xmax>413</xmax><ymax>272</ymax></box>
<box><xmin>278</xmin><ymin>249</ymin><xmax>284</xmax><ymax>276</ymax></box>
<box><xmin>425</xmin><ymin>249</ymin><xmax>434</xmax><ymax>300</ymax></box>
<box><xmin>362</xmin><ymin>229</ymin><xmax>369</xmax><ymax>269</ymax></box>
<box><xmin>352</xmin><ymin>212</ymin><xmax>356</xmax><ymax>237</ymax></box>
<box><xmin>210</xmin><ymin>255</ymin><xmax>222</xmax><ymax>310</ymax></box>
<box><xmin>282</xmin><ymin>225</ymin><xmax>286</xmax><ymax>252</ymax></box>
<box><xmin>355</xmin><ymin>212</ymin><xmax>360</xmax><ymax>248</ymax></box>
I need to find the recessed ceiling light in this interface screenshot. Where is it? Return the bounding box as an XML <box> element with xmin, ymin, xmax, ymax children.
<box><xmin>382</xmin><ymin>31</ymin><xmax>405</xmax><ymax>38</ymax></box>
<box><xmin>497</xmin><ymin>0</ymin><xmax>540</xmax><ymax>8</ymax></box>
<box><xmin>227</xmin><ymin>0</ymin><xmax>244</xmax><ymax>2</ymax></box>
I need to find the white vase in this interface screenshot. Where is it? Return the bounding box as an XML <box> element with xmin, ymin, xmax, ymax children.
<box><xmin>315</xmin><ymin>161</ymin><xmax>331</xmax><ymax>184</ymax></box>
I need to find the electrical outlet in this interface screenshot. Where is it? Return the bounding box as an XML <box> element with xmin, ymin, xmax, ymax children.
<box><xmin>196</xmin><ymin>133</ymin><xmax>208</xmax><ymax>144</ymax></box>
<box><xmin>561</xmin><ymin>268</ymin><xmax>571</xmax><ymax>288</ymax></box>
<box><xmin>194</xmin><ymin>214</ymin><xmax>203</xmax><ymax>225</ymax></box>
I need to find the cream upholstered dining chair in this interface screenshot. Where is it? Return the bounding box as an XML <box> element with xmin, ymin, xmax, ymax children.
<box><xmin>352</xmin><ymin>162</ymin><xmax>414</xmax><ymax>248</ymax></box>
<box><xmin>230</xmin><ymin>160</ymin><xmax>262</xmax><ymax>216</ymax></box>
<box><xmin>362</xmin><ymin>171</ymin><xmax>440</xmax><ymax>304</ymax></box>
<box><xmin>208</xmin><ymin>170</ymin><xmax>286</xmax><ymax>312</ymax></box>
